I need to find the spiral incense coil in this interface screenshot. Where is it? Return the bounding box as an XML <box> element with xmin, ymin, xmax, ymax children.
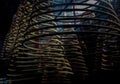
<box><xmin>5</xmin><ymin>1</ymin><xmax>39</xmax><ymax>83</ymax></box>
<box><xmin>23</xmin><ymin>1</ymin><xmax>73</xmax><ymax>83</ymax></box>
<box><xmin>1</xmin><ymin>0</ymin><xmax>120</xmax><ymax>83</ymax></box>
<box><xmin>17</xmin><ymin>0</ymin><xmax>120</xmax><ymax>82</ymax></box>
<box><xmin>2</xmin><ymin>13</ymin><xmax>20</xmax><ymax>55</ymax></box>
<box><xmin>64</xmin><ymin>33</ymin><xmax>88</xmax><ymax>80</ymax></box>
<box><xmin>2</xmin><ymin>0</ymin><xmax>27</xmax><ymax>57</ymax></box>
<box><xmin>95</xmin><ymin>0</ymin><xmax>120</xmax><ymax>71</ymax></box>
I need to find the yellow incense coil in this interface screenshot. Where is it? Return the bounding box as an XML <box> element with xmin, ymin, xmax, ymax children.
<box><xmin>1</xmin><ymin>0</ymin><xmax>120</xmax><ymax>83</ymax></box>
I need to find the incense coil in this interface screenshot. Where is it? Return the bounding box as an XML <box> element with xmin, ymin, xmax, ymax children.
<box><xmin>24</xmin><ymin>0</ymin><xmax>120</xmax><ymax>82</ymax></box>
<box><xmin>6</xmin><ymin>1</ymin><xmax>39</xmax><ymax>83</ymax></box>
<box><xmin>24</xmin><ymin>1</ymin><xmax>73</xmax><ymax>83</ymax></box>
<box><xmin>1</xmin><ymin>0</ymin><xmax>120</xmax><ymax>83</ymax></box>
<box><xmin>64</xmin><ymin>33</ymin><xmax>88</xmax><ymax>81</ymax></box>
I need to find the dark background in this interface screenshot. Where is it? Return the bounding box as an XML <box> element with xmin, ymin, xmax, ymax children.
<box><xmin>0</xmin><ymin>0</ymin><xmax>20</xmax><ymax>40</ymax></box>
<box><xmin>0</xmin><ymin>0</ymin><xmax>20</xmax><ymax>51</ymax></box>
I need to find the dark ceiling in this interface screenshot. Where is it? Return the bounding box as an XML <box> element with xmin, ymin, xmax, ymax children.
<box><xmin>0</xmin><ymin>0</ymin><xmax>20</xmax><ymax>40</ymax></box>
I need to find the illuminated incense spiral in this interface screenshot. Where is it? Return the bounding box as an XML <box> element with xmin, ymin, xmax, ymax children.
<box><xmin>1</xmin><ymin>0</ymin><xmax>120</xmax><ymax>83</ymax></box>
